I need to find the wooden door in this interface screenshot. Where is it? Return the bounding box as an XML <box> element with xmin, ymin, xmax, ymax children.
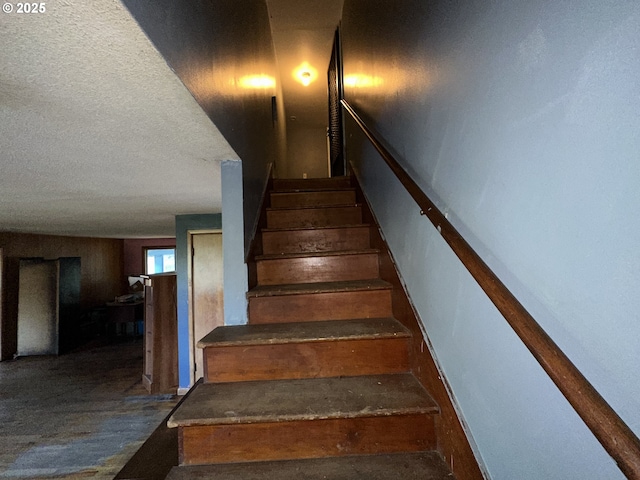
<box><xmin>17</xmin><ymin>259</ymin><xmax>59</xmax><ymax>356</ymax></box>
<box><xmin>190</xmin><ymin>232</ymin><xmax>223</xmax><ymax>382</ymax></box>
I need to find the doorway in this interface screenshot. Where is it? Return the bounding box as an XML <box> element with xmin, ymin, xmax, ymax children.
<box><xmin>17</xmin><ymin>259</ymin><xmax>59</xmax><ymax>356</ymax></box>
<box><xmin>188</xmin><ymin>231</ymin><xmax>223</xmax><ymax>384</ymax></box>
<box><xmin>17</xmin><ymin>257</ymin><xmax>81</xmax><ymax>356</ymax></box>
<box><xmin>328</xmin><ymin>27</ymin><xmax>345</xmax><ymax>177</ymax></box>
<box><xmin>0</xmin><ymin>248</ymin><xmax>3</xmax><ymax>357</ymax></box>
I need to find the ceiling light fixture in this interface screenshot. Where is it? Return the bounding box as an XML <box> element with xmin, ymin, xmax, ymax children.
<box><xmin>293</xmin><ymin>62</ymin><xmax>318</xmax><ymax>87</ymax></box>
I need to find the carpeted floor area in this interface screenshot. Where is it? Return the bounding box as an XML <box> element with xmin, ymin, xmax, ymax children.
<box><xmin>0</xmin><ymin>338</ymin><xmax>178</xmax><ymax>479</ymax></box>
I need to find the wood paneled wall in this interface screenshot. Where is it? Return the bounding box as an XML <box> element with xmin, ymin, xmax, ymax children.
<box><xmin>0</xmin><ymin>232</ymin><xmax>124</xmax><ymax>360</ymax></box>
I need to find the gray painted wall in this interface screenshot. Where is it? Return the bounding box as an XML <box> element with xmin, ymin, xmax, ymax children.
<box><xmin>342</xmin><ymin>0</ymin><xmax>639</xmax><ymax>478</ymax></box>
<box><xmin>222</xmin><ymin>160</ymin><xmax>249</xmax><ymax>326</ymax></box>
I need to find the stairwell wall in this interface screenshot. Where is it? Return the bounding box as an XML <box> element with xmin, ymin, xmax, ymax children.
<box><xmin>122</xmin><ymin>0</ymin><xmax>280</xmax><ymax>245</ymax></box>
<box><xmin>122</xmin><ymin>0</ymin><xmax>283</xmax><ymax>330</ymax></box>
<box><xmin>342</xmin><ymin>1</ymin><xmax>640</xmax><ymax>478</ymax></box>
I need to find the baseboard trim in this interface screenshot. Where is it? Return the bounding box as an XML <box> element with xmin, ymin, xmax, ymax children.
<box><xmin>350</xmin><ymin>171</ymin><xmax>487</xmax><ymax>480</ymax></box>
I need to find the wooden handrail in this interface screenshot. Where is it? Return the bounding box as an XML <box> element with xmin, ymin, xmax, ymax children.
<box><xmin>342</xmin><ymin>99</ymin><xmax>640</xmax><ymax>479</ymax></box>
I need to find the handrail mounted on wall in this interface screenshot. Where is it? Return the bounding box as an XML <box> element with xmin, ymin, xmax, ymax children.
<box><xmin>342</xmin><ymin>99</ymin><xmax>640</xmax><ymax>479</ymax></box>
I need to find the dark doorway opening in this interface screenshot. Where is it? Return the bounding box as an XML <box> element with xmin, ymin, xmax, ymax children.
<box><xmin>328</xmin><ymin>28</ymin><xmax>344</xmax><ymax>177</ymax></box>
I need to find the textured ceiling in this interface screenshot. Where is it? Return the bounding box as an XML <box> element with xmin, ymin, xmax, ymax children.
<box><xmin>0</xmin><ymin>1</ymin><xmax>238</xmax><ymax>238</ymax></box>
<box><xmin>0</xmin><ymin>0</ymin><xmax>343</xmax><ymax>239</ymax></box>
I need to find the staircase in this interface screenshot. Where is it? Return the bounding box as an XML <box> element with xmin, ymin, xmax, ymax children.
<box><xmin>165</xmin><ymin>177</ymin><xmax>456</xmax><ymax>479</ymax></box>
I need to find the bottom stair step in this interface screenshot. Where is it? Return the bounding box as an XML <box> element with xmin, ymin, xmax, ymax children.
<box><xmin>165</xmin><ymin>451</ymin><xmax>456</xmax><ymax>479</ymax></box>
<box><xmin>169</xmin><ymin>374</ymin><xmax>438</xmax><ymax>464</ymax></box>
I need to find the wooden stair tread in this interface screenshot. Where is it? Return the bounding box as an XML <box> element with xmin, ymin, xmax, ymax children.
<box><xmin>270</xmin><ymin>190</ymin><xmax>357</xmax><ymax>209</ymax></box>
<box><xmin>272</xmin><ymin>187</ymin><xmax>355</xmax><ymax>193</ymax></box>
<box><xmin>197</xmin><ymin>318</ymin><xmax>410</xmax><ymax>348</ymax></box>
<box><xmin>262</xmin><ymin>223</ymin><xmax>370</xmax><ymax>233</ymax></box>
<box><xmin>166</xmin><ymin>451</ymin><xmax>455</xmax><ymax>479</ymax></box>
<box><xmin>266</xmin><ymin>205</ymin><xmax>362</xmax><ymax>229</ymax></box>
<box><xmin>167</xmin><ymin>373</ymin><xmax>438</xmax><ymax>428</ymax></box>
<box><xmin>272</xmin><ymin>177</ymin><xmax>351</xmax><ymax>192</ymax></box>
<box><xmin>267</xmin><ymin>203</ymin><xmax>361</xmax><ymax>212</ymax></box>
<box><xmin>247</xmin><ymin>279</ymin><xmax>392</xmax><ymax>298</ymax></box>
<box><xmin>261</xmin><ymin>224</ymin><xmax>372</xmax><ymax>255</ymax></box>
<box><xmin>255</xmin><ymin>248</ymin><xmax>378</xmax><ymax>261</ymax></box>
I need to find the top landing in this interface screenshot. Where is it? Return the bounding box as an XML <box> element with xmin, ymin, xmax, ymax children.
<box><xmin>273</xmin><ymin>176</ymin><xmax>351</xmax><ymax>192</ymax></box>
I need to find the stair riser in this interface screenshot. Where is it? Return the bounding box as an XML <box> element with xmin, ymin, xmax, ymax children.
<box><xmin>256</xmin><ymin>253</ymin><xmax>379</xmax><ymax>285</ymax></box>
<box><xmin>166</xmin><ymin>452</ymin><xmax>453</xmax><ymax>480</ymax></box>
<box><xmin>270</xmin><ymin>190</ymin><xmax>356</xmax><ymax>208</ymax></box>
<box><xmin>248</xmin><ymin>289</ymin><xmax>393</xmax><ymax>324</ymax></box>
<box><xmin>203</xmin><ymin>337</ymin><xmax>410</xmax><ymax>383</ymax></box>
<box><xmin>262</xmin><ymin>226</ymin><xmax>371</xmax><ymax>255</ymax></box>
<box><xmin>267</xmin><ymin>206</ymin><xmax>362</xmax><ymax>229</ymax></box>
<box><xmin>273</xmin><ymin>177</ymin><xmax>351</xmax><ymax>191</ymax></box>
<box><xmin>179</xmin><ymin>414</ymin><xmax>435</xmax><ymax>465</ymax></box>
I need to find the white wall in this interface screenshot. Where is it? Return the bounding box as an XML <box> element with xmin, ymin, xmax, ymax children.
<box><xmin>342</xmin><ymin>0</ymin><xmax>640</xmax><ymax>478</ymax></box>
<box><xmin>283</xmin><ymin>123</ymin><xmax>330</xmax><ymax>178</ymax></box>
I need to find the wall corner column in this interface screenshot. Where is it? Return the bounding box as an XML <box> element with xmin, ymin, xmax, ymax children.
<box><xmin>222</xmin><ymin>160</ymin><xmax>248</xmax><ymax>326</ymax></box>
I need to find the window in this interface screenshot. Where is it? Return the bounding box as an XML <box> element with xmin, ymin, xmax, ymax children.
<box><xmin>145</xmin><ymin>248</ymin><xmax>175</xmax><ymax>274</ymax></box>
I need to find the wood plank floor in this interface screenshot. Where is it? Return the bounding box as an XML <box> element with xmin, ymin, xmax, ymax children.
<box><xmin>0</xmin><ymin>338</ymin><xmax>178</xmax><ymax>480</ymax></box>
